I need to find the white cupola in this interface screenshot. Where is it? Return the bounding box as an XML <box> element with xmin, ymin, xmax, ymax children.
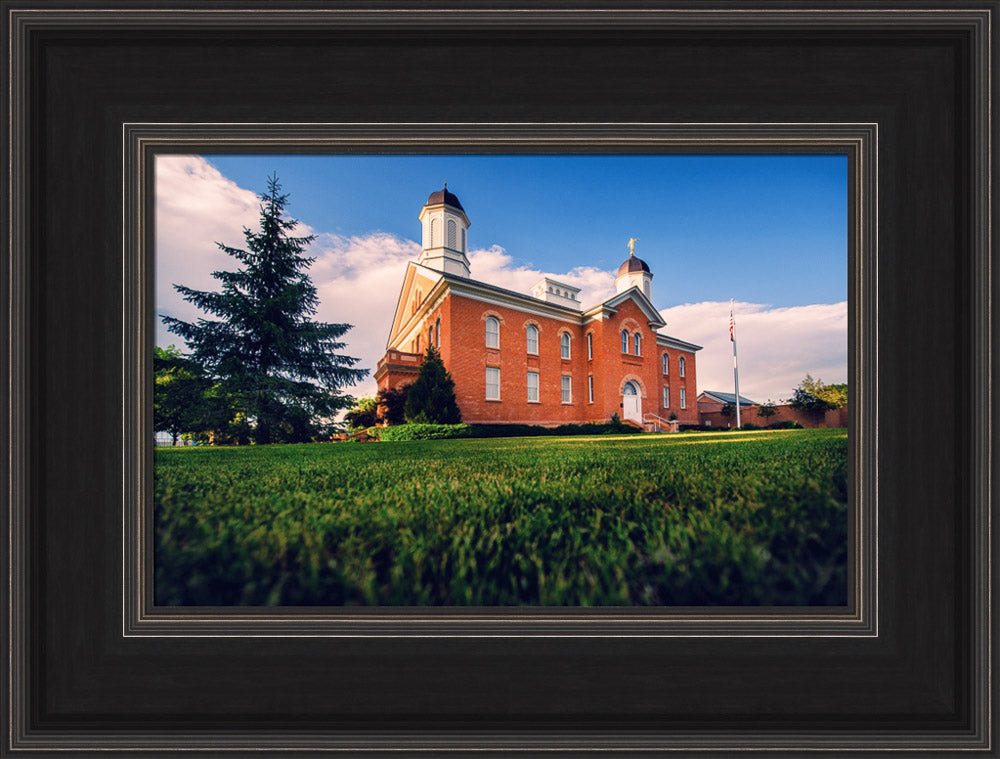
<box><xmin>614</xmin><ymin>237</ymin><xmax>653</xmax><ymax>298</ymax></box>
<box><xmin>417</xmin><ymin>184</ymin><xmax>471</xmax><ymax>278</ymax></box>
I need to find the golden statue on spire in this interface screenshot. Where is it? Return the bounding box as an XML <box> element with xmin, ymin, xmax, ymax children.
<box><xmin>627</xmin><ymin>237</ymin><xmax>639</xmax><ymax>257</ymax></box>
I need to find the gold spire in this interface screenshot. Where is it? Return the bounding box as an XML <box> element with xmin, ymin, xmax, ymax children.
<box><xmin>627</xmin><ymin>237</ymin><xmax>639</xmax><ymax>257</ymax></box>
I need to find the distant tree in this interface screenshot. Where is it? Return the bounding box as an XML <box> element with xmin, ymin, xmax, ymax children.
<box><xmin>162</xmin><ymin>175</ymin><xmax>367</xmax><ymax>444</ymax></box>
<box><xmin>403</xmin><ymin>345</ymin><xmax>462</xmax><ymax>424</ymax></box>
<box><xmin>377</xmin><ymin>386</ymin><xmax>409</xmax><ymax>426</ymax></box>
<box><xmin>720</xmin><ymin>403</ymin><xmax>735</xmax><ymax>420</ymax></box>
<box><xmin>756</xmin><ymin>400</ymin><xmax>777</xmax><ymax>420</ymax></box>
<box><xmin>344</xmin><ymin>397</ymin><xmax>378</xmax><ymax>430</ymax></box>
<box><xmin>789</xmin><ymin>375</ymin><xmax>847</xmax><ymax>416</ymax></box>
<box><xmin>154</xmin><ymin>345</ymin><xmax>231</xmax><ymax>444</ymax></box>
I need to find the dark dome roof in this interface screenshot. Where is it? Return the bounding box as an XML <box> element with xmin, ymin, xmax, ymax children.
<box><xmin>425</xmin><ymin>185</ymin><xmax>464</xmax><ymax>212</ymax></box>
<box><xmin>617</xmin><ymin>255</ymin><xmax>651</xmax><ymax>276</ymax></box>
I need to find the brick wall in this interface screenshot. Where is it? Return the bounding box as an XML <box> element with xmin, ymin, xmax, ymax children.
<box><xmin>439</xmin><ymin>293</ymin><xmax>699</xmax><ymax>426</ymax></box>
<box><xmin>699</xmin><ymin>402</ymin><xmax>848</xmax><ymax>429</ymax></box>
<box><xmin>377</xmin><ymin>288</ymin><xmax>700</xmax><ymax>426</ymax></box>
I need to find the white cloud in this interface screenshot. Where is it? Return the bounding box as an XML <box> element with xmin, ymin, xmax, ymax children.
<box><xmin>155</xmin><ymin>155</ymin><xmax>261</xmax><ymax>344</ymax></box>
<box><xmin>156</xmin><ymin>157</ymin><xmax>847</xmax><ymax>406</ymax></box>
<box><xmin>659</xmin><ymin>300</ymin><xmax>848</xmax><ymax>403</ymax></box>
<box><xmin>467</xmin><ymin>245</ymin><xmax>616</xmax><ymax>307</ymax></box>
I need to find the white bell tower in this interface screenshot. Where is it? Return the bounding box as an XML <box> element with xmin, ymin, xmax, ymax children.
<box><xmin>417</xmin><ymin>184</ymin><xmax>471</xmax><ymax>278</ymax></box>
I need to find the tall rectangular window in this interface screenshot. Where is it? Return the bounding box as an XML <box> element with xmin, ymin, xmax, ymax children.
<box><xmin>560</xmin><ymin>332</ymin><xmax>571</xmax><ymax>359</ymax></box>
<box><xmin>588</xmin><ymin>375</ymin><xmax>594</xmax><ymax>403</ymax></box>
<box><xmin>663</xmin><ymin>386</ymin><xmax>670</xmax><ymax>408</ymax></box>
<box><xmin>525</xmin><ymin>324</ymin><xmax>538</xmax><ymax>354</ymax></box>
<box><xmin>586</xmin><ymin>333</ymin><xmax>593</xmax><ymax>360</ymax></box>
<box><xmin>486</xmin><ymin>367</ymin><xmax>500</xmax><ymax>400</ymax></box>
<box><xmin>485</xmin><ymin>316</ymin><xmax>500</xmax><ymax>349</ymax></box>
<box><xmin>680</xmin><ymin>387</ymin><xmax>686</xmax><ymax>409</ymax></box>
<box><xmin>527</xmin><ymin>371</ymin><xmax>539</xmax><ymax>402</ymax></box>
<box><xmin>633</xmin><ymin>333</ymin><xmax>641</xmax><ymax>356</ymax></box>
<box><xmin>561</xmin><ymin>375</ymin><xmax>572</xmax><ymax>404</ymax></box>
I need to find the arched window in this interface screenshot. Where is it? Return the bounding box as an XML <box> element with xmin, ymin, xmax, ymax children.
<box><xmin>679</xmin><ymin>356</ymin><xmax>686</xmax><ymax>377</ymax></box>
<box><xmin>586</xmin><ymin>333</ymin><xmax>593</xmax><ymax>360</ymax></box>
<box><xmin>623</xmin><ymin>381</ymin><xmax>638</xmax><ymax>396</ymax></box>
<box><xmin>430</xmin><ymin>218</ymin><xmax>439</xmax><ymax>247</ymax></box>
<box><xmin>485</xmin><ymin>316</ymin><xmax>500</xmax><ymax>349</ymax></box>
<box><xmin>633</xmin><ymin>333</ymin><xmax>641</xmax><ymax>356</ymax></box>
<box><xmin>621</xmin><ymin>329</ymin><xmax>628</xmax><ymax>353</ymax></box>
<box><xmin>416</xmin><ymin>334</ymin><xmax>421</xmax><ymax>353</ymax></box>
<box><xmin>662</xmin><ymin>353</ymin><xmax>669</xmax><ymax>375</ymax></box>
<box><xmin>428</xmin><ymin>325</ymin><xmax>434</xmax><ymax>348</ymax></box>
<box><xmin>447</xmin><ymin>219</ymin><xmax>457</xmax><ymax>248</ymax></box>
<box><xmin>435</xmin><ymin>318</ymin><xmax>441</xmax><ymax>347</ymax></box>
<box><xmin>560</xmin><ymin>332</ymin><xmax>571</xmax><ymax>359</ymax></box>
<box><xmin>525</xmin><ymin>324</ymin><xmax>539</xmax><ymax>354</ymax></box>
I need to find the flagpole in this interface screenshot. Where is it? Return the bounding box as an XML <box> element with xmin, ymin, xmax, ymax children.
<box><xmin>731</xmin><ymin>298</ymin><xmax>741</xmax><ymax>429</ymax></box>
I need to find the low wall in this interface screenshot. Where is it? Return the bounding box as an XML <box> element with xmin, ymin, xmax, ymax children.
<box><xmin>700</xmin><ymin>403</ymin><xmax>848</xmax><ymax>429</ymax></box>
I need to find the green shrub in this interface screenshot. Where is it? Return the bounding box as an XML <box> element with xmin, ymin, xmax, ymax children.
<box><xmin>768</xmin><ymin>420</ymin><xmax>804</xmax><ymax>430</ymax></box>
<box><xmin>371</xmin><ymin>422</ymin><xmax>642</xmax><ymax>440</ymax></box>
<box><xmin>370</xmin><ymin>423</ymin><xmax>473</xmax><ymax>441</ymax></box>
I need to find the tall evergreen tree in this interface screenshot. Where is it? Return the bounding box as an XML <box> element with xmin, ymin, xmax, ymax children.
<box><xmin>403</xmin><ymin>345</ymin><xmax>462</xmax><ymax>424</ymax></box>
<box><xmin>162</xmin><ymin>175</ymin><xmax>367</xmax><ymax>444</ymax></box>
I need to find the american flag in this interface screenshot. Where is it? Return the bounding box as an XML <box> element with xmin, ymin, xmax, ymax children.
<box><xmin>729</xmin><ymin>303</ymin><xmax>735</xmax><ymax>342</ymax></box>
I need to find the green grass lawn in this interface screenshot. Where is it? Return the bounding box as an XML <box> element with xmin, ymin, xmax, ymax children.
<box><xmin>155</xmin><ymin>429</ymin><xmax>848</xmax><ymax>607</ymax></box>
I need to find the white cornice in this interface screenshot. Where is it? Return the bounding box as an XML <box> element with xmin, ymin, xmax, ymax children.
<box><xmin>656</xmin><ymin>333</ymin><xmax>703</xmax><ymax>352</ymax></box>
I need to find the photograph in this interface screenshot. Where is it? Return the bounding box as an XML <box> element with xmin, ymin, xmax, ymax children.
<box><xmin>153</xmin><ymin>153</ymin><xmax>849</xmax><ymax>607</ymax></box>
<box><xmin>6</xmin><ymin>1</ymin><xmax>993</xmax><ymax>754</ymax></box>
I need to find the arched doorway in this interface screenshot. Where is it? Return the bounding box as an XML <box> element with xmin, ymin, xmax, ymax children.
<box><xmin>622</xmin><ymin>381</ymin><xmax>641</xmax><ymax>424</ymax></box>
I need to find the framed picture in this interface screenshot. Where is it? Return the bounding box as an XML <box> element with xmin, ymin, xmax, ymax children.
<box><xmin>5</xmin><ymin>3</ymin><xmax>993</xmax><ymax>755</ymax></box>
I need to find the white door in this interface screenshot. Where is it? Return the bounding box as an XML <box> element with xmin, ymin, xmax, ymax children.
<box><xmin>622</xmin><ymin>381</ymin><xmax>641</xmax><ymax>424</ymax></box>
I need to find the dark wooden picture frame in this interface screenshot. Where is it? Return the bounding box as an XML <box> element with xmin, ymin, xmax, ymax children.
<box><xmin>4</xmin><ymin>3</ymin><xmax>994</xmax><ymax>755</ymax></box>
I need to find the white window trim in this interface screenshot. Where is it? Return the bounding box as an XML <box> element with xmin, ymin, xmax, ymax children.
<box><xmin>680</xmin><ymin>387</ymin><xmax>686</xmax><ymax>409</ymax></box>
<box><xmin>586</xmin><ymin>333</ymin><xmax>593</xmax><ymax>360</ymax></box>
<box><xmin>588</xmin><ymin>375</ymin><xmax>594</xmax><ymax>404</ymax></box>
<box><xmin>485</xmin><ymin>316</ymin><xmax>500</xmax><ymax>349</ymax></box>
<box><xmin>679</xmin><ymin>357</ymin><xmax>686</xmax><ymax>378</ymax></box>
<box><xmin>621</xmin><ymin>330</ymin><xmax>628</xmax><ymax>353</ymax></box>
<box><xmin>486</xmin><ymin>366</ymin><xmax>501</xmax><ymax>401</ymax></box>
<box><xmin>663</xmin><ymin>386</ymin><xmax>670</xmax><ymax>408</ymax></box>
<box><xmin>633</xmin><ymin>332</ymin><xmax>641</xmax><ymax>356</ymax></box>
<box><xmin>527</xmin><ymin>371</ymin><xmax>540</xmax><ymax>403</ymax></box>
<box><xmin>526</xmin><ymin>324</ymin><xmax>539</xmax><ymax>355</ymax></box>
<box><xmin>560</xmin><ymin>332</ymin><xmax>571</xmax><ymax>360</ymax></box>
<box><xmin>662</xmin><ymin>353</ymin><xmax>669</xmax><ymax>375</ymax></box>
<box><xmin>561</xmin><ymin>375</ymin><xmax>572</xmax><ymax>404</ymax></box>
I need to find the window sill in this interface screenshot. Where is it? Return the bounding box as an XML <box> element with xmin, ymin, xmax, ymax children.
<box><xmin>485</xmin><ymin>398</ymin><xmax>502</xmax><ymax>403</ymax></box>
<box><xmin>527</xmin><ymin>400</ymin><xmax>541</xmax><ymax>404</ymax></box>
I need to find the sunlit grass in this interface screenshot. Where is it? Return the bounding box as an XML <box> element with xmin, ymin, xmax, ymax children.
<box><xmin>154</xmin><ymin>428</ymin><xmax>848</xmax><ymax>607</ymax></box>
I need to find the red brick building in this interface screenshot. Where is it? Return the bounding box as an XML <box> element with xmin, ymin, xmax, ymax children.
<box><xmin>375</xmin><ymin>187</ymin><xmax>701</xmax><ymax>427</ymax></box>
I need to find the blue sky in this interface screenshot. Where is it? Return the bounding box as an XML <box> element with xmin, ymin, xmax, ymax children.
<box><xmin>204</xmin><ymin>154</ymin><xmax>847</xmax><ymax>309</ymax></box>
<box><xmin>156</xmin><ymin>154</ymin><xmax>847</xmax><ymax>402</ymax></box>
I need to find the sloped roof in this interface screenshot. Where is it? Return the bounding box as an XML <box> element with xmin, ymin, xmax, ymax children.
<box><xmin>698</xmin><ymin>390</ymin><xmax>759</xmax><ymax>406</ymax></box>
